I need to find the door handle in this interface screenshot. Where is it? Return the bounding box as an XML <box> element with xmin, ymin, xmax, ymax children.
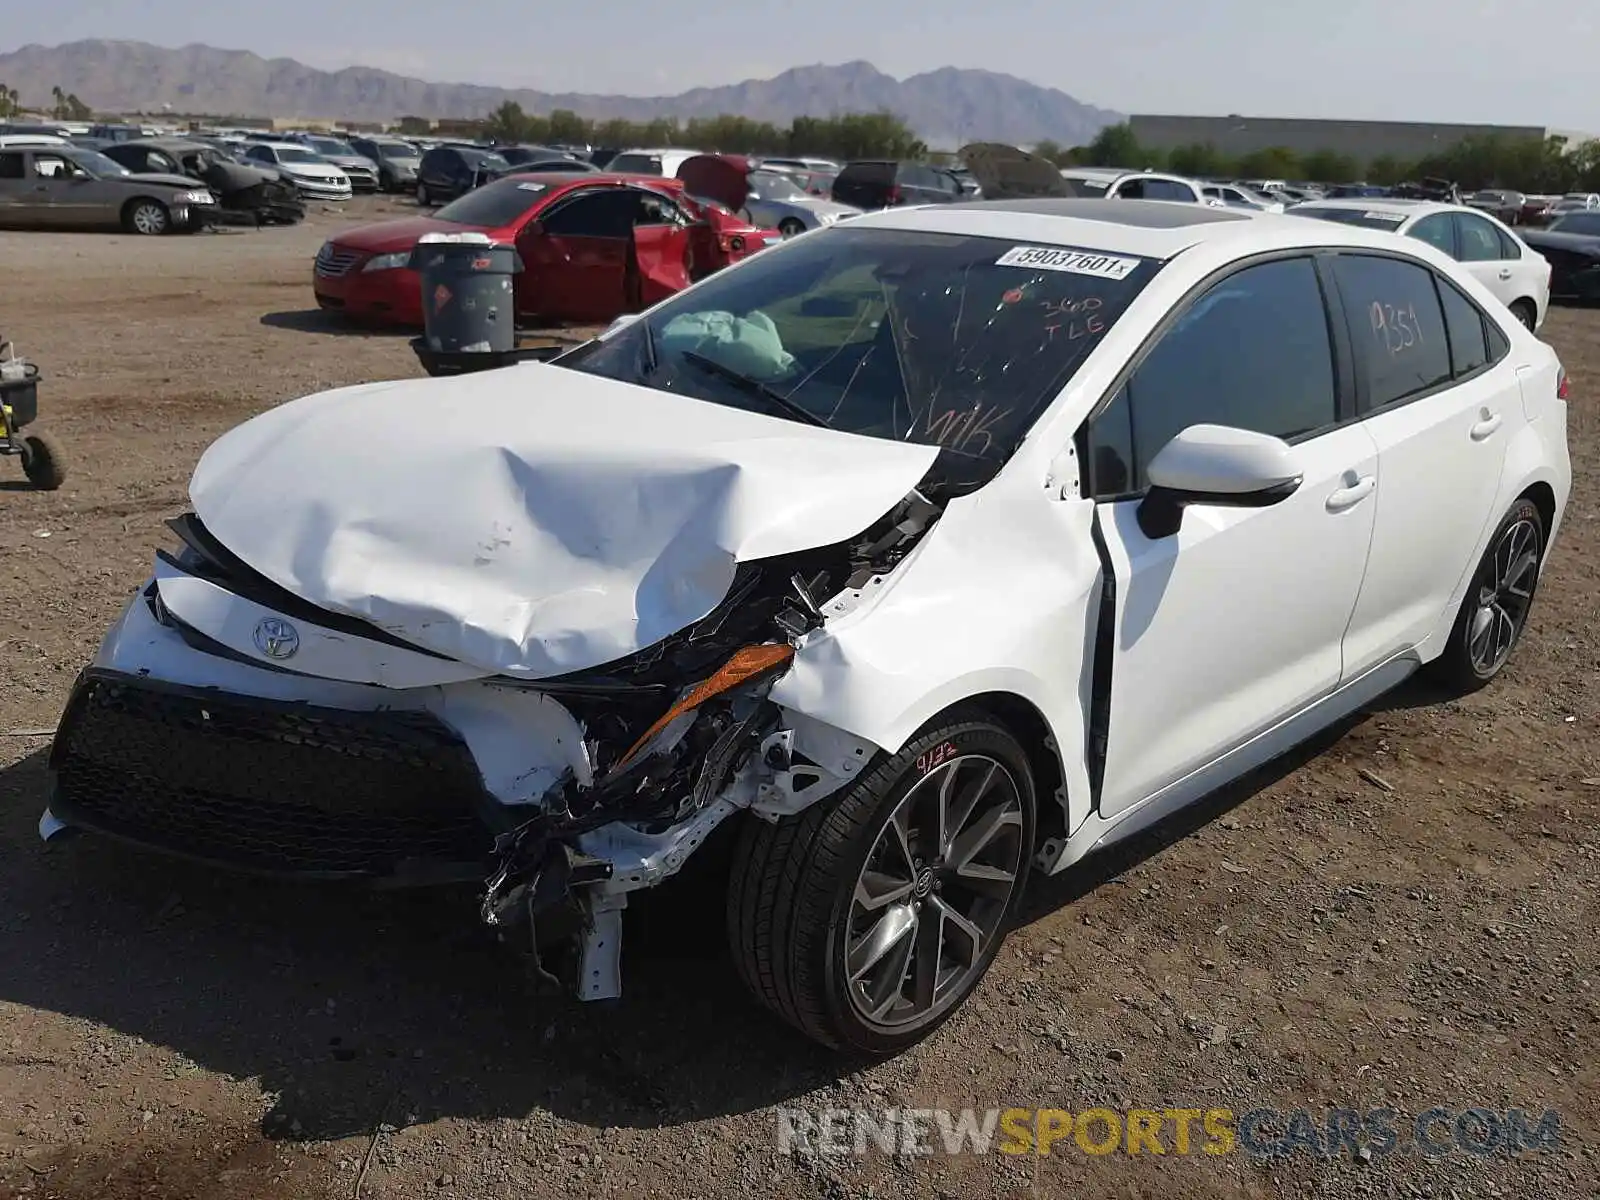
<box><xmin>1470</xmin><ymin>408</ymin><xmax>1502</xmax><ymax>440</ymax></box>
<box><xmin>1498</xmin><ymin>268</ymin><xmax>1512</xmax><ymax>279</ymax></box>
<box><xmin>1325</xmin><ymin>474</ymin><xmax>1375</xmax><ymax>512</ymax></box>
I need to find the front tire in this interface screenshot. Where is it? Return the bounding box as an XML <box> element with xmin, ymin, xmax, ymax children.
<box><xmin>1510</xmin><ymin>299</ymin><xmax>1538</xmax><ymax>331</ymax></box>
<box><xmin>124</xmin><ymin>199</ymin><xmax>170</xmax><ymax>236</ymax></box>
<box><xmin>727</xmin><ymin>713</ymin><xmax>1035</xmax><ymax>1055</ymax></box>
<box><xmin>778</xmin><ymin>218</ymin><xmax>806</xmax><ymax>238</ymax></box>
<box><xmin>1429</xmin><ymin>497</ymin><xmax>1544</xmax><ymax>692</ymax></box>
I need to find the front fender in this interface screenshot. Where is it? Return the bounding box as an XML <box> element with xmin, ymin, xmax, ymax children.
<box><xmin>770</xmin><ymin>482</ymin><xmax>1103</xmax><ymax>835</ymax></box>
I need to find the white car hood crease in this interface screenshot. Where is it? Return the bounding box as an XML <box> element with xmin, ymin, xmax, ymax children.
<box><xmin>190</xmin><ymin>365</ymin><xmax>938</xmax><ymax>678</ymax></box>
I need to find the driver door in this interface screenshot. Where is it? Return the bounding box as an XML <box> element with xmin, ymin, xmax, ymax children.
<box><xmin>515</xmin><ymin>188</ymin><xmax>633</xmax><ymax>324</ymax></box>
<box><xmin>1081</xmin><ymin>255</ymin><xmax>1379</xmax><ymax>819</ymax></box>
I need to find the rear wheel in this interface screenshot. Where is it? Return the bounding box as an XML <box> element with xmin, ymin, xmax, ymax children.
<box><xmin>415</xmin><ymin>182</ymin><xmax>430</xmax><ymax>206</ymax></box>
<box><xmin>1510</xmin><ymin>299</ymin><xmax>1537</xmax><ymax>331</ymax></box>
<box><xmin>124</xmin><ymin>199</ymin><xmax>170</xmax><ymax>236</ymax></box>
<box><xmin>1429</xmin><ymin>498</ymin><xmax>1544</xmax><ymax>691</ymax></box>
<box><xmin>20</xmin><ymin>431</ymin><xmax>66</xmax><ymax>490</ymax></box>
<box><xmin>778</xmin><ymin>218</ymin><xmax>806</xmax><ymax>238</ymax></box>
<box><xmin>727</xmin><ymin>713</ymin><xmax>1035</xmax><ymax>1054</ymax></box>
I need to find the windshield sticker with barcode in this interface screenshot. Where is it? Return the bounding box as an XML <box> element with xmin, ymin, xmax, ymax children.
<box><xmin>994</xmin><ymin>245</ymin><xmax>1142</xmax><ymax>279</ymax></box>
<box><xmin>1363</xmin><ymin>211</ymin><xmax>1406</xmax><ymax>222</ymax></box>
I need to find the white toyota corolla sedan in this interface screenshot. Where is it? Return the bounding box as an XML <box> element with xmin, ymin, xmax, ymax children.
<box><xmin>44</xmin><ymin>198</ymin><xmax>1570</xmax><ymax>1055</ymax></box>
<box><xmin>1289</xmin><ymin>197</ymin><xmax>1552</xmax><ymax>331</ymax></box>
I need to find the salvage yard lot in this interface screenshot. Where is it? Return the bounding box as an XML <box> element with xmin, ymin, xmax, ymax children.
<box><xmin>0</xmin><ymin>200</ymin><xmax>1597</xmax><ymax>1200</ymax></box>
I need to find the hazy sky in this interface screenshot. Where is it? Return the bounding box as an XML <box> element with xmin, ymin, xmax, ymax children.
<box><xmin>8</xmin><ymin>0</ymin><xmax>1596</xmax><ymax>127</ymax></box>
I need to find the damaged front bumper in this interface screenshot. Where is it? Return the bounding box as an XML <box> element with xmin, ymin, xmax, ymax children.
<box><xmin>42</xmin><ymin>546</ymin><xmax>882</xmax><ymax>1000</ymax></box>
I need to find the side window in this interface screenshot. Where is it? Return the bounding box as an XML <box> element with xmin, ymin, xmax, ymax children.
<box><xmin>0</xmin><ymin>152</ymin><xmax>23</xmax><ymax>179</ymax></box>
<box><xmin>1086</xmin><ymin>257</ymin><xmax>1337</xmax><ymax>495</ymax></box>
<box><xmin>1486</xmin><ymin>317</ymin><xmax>1511</xmax><ymax>361</ymax></box>
<box><xmin>1330</xmin><ymin>254</ymin><xmax>1453</xmax><ymax>411</ymax></box>
<box><xmin>541</xmin><ymin>189</ymin><xmax>639</xmax><ymax>238</ymax></box>
<box><xmin>32</xmin><ymin>154</ymin><xmax>67</xmax><ymax>178</ymax></box>
<box><xmin>1454</xmin><ymin>213</ymin><xmax>1503</xmax><ymax>262</ymax></box>
<box><xmin>1493</xmin><ymin>226</ymin><xmax>1521</xmax><ymax>260</ymax></box>
<box><xmin>1436</xmin><ymin>276</ymin><xmax>1490</xmax><ymax>377</ymax></box>
<box><xmin>148</xmin><ymin>151</ymin><xmax>178</xmax><ymax>172</ymax></box>
<box><xmin>1142</xmin><ymin>179</ymin><xmax>1194</xmax><ymax>202</ymax></box>
<box><xmin>1112</xmin><ymin>178</ymin><xmax>1144</xmax><ymax>199</ymax></box>
<box><xmin>632</xmin><ymin>189</ymin><xmax>686</xmax><ymax>226</ymax></box>
<box><xmin>1408</xmin><ymin>214</ymin><xmax>1455</xmax><ymax>256</ymax></box>
<box><xmin>245</xmin><ymin>145</ymin><xmax>271</xmax><ymax>162</ymax></box>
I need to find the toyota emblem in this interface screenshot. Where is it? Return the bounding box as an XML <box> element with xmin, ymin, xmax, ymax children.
<box><xmin>253</xmin><ymin>617</ymin><xmax>300</xmax><ymax>660</ymax></box>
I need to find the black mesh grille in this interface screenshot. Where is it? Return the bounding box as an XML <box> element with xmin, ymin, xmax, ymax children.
<box><xmin>51</xmin><ymin>671</ymin><xmax>494</xmax><ymax>878</ymax></box>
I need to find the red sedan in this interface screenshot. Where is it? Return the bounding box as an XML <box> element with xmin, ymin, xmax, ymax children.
<box><xmin>312</xmin><ymin>172</ymin><xmax>781</xmax><ymax>327</ymax></box>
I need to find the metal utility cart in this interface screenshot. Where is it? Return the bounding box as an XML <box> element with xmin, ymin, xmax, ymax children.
<box><xmin>1</xmin><ymin>339</ymin><xmax>67</xmax><ymax>490</ymax></box>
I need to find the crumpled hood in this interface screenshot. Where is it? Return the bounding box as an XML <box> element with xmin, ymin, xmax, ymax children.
<box><xmin>189</xmin><ymin>365</ymin><xmax>939</xmax><ymax>679</ymax></box>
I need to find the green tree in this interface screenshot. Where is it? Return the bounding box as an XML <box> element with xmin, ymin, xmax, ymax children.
<box><xmin>64</xmin><ymin>92</ymin><xmax>91</xmax><ymax>120</ymax></box>
<box><xmin>0</xmin><ymin>83</ymin><xmax>9</xmax><ymax>118</ymax></box>
<box><xmin>546</xmin><ymin>108</ymin><xmax>589</xmax><ymax>145</ymax></box>
<box><xmin>484</xmin><ymin>100</ymin><xmax>534</xmax><ymax>143</ymax></box>
<box><xmin>1366</xmin><ymin>154</ymin><xmax>1408</xmax><ymax>185</ymax></box>
<box><xmin>1083</xmin><ymin>122</ymin><xmax>1156</xmax><ymax>169</ymax></box>
<box><xmin>1299</xmin><ymin>149</ymin><xmax>1360</xmax><ymax>184</ymax></box>
<box><xmin>50</xmin><ymin>84</ymin><xmax>64</xmax><ymax>119</ymax></box>
<box><xmin>1166</xmin><ymin>141</ymin><xmax>1230</xmax><ymax>178</ymax></box>
<box><xmin>1234</xmin><ymin>146</ymin><xmax>1301</xmax><ymax>181</ymax></box>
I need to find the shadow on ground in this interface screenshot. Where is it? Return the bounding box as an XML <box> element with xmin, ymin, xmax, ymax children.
<box><xmin>0</xmin><ymin>713</ymin><xmax>1371</xmax><ymax>1141</ymax></box>
<box><xmin>259</xmin><ymin>310</ymin><xmax>408</xmax><ymax>338</ymax></box>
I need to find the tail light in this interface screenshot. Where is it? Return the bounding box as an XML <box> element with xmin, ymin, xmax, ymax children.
<box><xmin>886</xmin><ymin>185</ymin><xmax>902</xmax><ymax>205</ymax></box>
<box><xmin>1557</xmin><ymin>367</ymin><xmax>1570</xmax><ymax>400</ymax></box>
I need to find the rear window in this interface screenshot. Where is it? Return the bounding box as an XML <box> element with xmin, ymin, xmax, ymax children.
<box><xmin>434</xmin><ymin>177</ymin><xmax>548</xmax><ymax>226</ymax></box>
<box><xmin>839</xmin><ymin>162</ymin><xmax>894</xmax><ymax>183</ymax></box>
<box><xmin>608</xmin><ymin>152</ymin><xmax>664</xmax><ymax>174</ymax></box>
<box><xmin>1550</xmin><ymin>212</ymin><xmax>1600</xmax><ymax>235</ymax></box>
<box><xmin>559</xmin><ymin>226</ymin><xmax>1162</xmax><ymax>491</ymax></box>
<box><xmin>1293</xmin><ymin>206</ymin><xmax>1410</xmax><ymax>231</ymax></box>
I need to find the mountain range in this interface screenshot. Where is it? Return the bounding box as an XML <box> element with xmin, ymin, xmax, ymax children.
<box><xmin>0</xmin><ymin>40</ymin><xmax>1122</xmax><ymax>147</ymax></box>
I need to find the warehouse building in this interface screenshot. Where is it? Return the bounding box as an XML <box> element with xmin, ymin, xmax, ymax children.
<box><xmin>1129</xmin><ymin>114</ymin><xmax>1591</xmax><ymax>161</ymax></box>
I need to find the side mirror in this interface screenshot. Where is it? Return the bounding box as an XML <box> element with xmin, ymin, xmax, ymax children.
<box><xmin>1137</xmin><ymin>424</ymin><xmax>1302</xmax><ymax>539</ymax></box>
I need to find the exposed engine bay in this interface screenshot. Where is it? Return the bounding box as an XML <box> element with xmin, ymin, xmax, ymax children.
<box><xmin>468</xmin><ymin>489</ymin><xmax>940</xmax><ymax>992</ymax></box>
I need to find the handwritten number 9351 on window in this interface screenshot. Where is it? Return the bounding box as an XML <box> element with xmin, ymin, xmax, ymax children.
<box><xmin>1370</xmin><ymin>300</ymin><xmax>1423</xmax><ymax>356</ymax></box>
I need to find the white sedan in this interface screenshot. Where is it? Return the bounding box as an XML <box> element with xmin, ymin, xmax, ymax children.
<box><xmin>44</xmin><ymin>198</ymin><xmax>1570</xmax><ymax>1055</ymax></box>
<box><xmin>1290</xmin><ymin>198</ymin><xmax>1551</xmax><ymax>330</ymax></box>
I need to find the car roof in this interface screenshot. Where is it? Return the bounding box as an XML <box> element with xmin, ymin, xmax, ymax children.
<box><xmin>1293</xmin><ymin>197</ymin><xmax>1466</xmax><ymax>219</ymax></box>
<box><xmin>251</xmin><ymin>141</ymin><xmax>313</xmax><ymax>151</ymax></box>
<box><xmin>851</xmin><ymin>197</ymin><xmax>1458</xmax><ymax>261</ymax></box>
<box><xmin>506</xmin><ymin>170</ymin><xmax>684</xmax><ymax>188</ymax></box>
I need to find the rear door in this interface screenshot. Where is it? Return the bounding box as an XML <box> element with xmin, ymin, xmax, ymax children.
<box><xmin>629</xmin><ymin>187</ymin><xmax>694</xmax><ymax>306</ymax></box>
<box><xmin>1331</xmin><ymin>252</ymin><xmax>1516</xmax><ymax>671</ymax></box>
<box><xmin>516</xmin><ymin>187</ymin><xmax>633</xmax><ymax>322</ymax></box>
<box><xmin>1452</xmin><ymin>210</ymin><xmax>1530</xmax><ymax>313</ymax></box>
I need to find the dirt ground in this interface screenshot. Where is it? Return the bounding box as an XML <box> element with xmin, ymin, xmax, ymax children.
<box><xmin>1</xmin><ymin>199</ymin><xmax>1597</xmax><ymax>1200</ymax></box>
